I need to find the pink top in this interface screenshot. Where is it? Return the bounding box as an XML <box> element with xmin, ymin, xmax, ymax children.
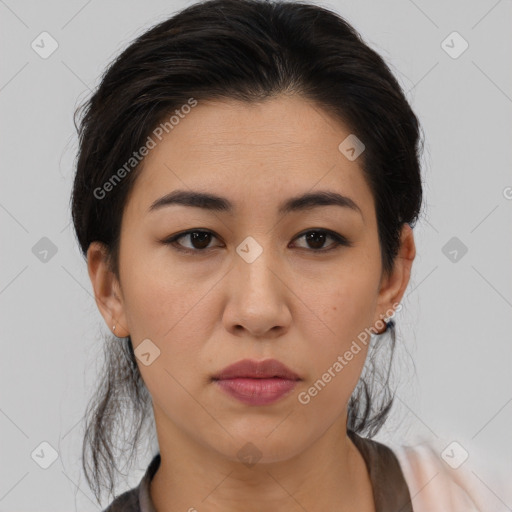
<box><xmin>390</xmin><ymin>440</ymin><xmax>512</xmax><ymax>511</ymax></box>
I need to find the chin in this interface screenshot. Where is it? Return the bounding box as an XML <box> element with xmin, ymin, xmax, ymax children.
<box><xmin>206</xmin><ymin>428</ymin><xmax>306</xmax><ymax>466</ymax></box>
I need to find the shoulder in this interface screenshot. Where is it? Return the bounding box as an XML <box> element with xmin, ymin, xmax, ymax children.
<box><xmin>102</xmin><ymin>487</ymin><xmax>140</xmax><ymax>512</ymax></box>
<box><xmin>388</xmin><ymin>440</ymin><xmax>511</xmax><ymax>512</ymax></box>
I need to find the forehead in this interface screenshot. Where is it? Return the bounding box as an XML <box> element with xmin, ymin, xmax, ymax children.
<box><xmin>126</xmin><ymin>95</ymin><xmax>374</xmax><ymax>219</ymax></box>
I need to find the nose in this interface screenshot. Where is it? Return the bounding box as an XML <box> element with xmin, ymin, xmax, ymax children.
<box><xmin>222</xmin><ymin>242</ymin><xmax>292</xmax><ymax>339</ymax></box>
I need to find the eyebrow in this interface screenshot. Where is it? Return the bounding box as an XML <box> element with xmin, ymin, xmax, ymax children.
<box><xmin>148</xmin><ymin>189</ymin><xmax>362</xmax><ymax>217</ymax></box>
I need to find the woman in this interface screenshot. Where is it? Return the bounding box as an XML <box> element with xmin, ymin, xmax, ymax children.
<box><xmin>71</xmin><ymin>1</ymin><xmax>505</xmax><ymax>510</ymax></box>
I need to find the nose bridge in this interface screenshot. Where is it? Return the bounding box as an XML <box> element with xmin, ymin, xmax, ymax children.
<box><xmin>234</xmin><ymin>233</ymin><xmax>281</xmax><ymax>300</ymax></box>
<box><xmin>223</xmin><ymin>233</ymin><xmax>291</xmax><ymax>335</ymax></box>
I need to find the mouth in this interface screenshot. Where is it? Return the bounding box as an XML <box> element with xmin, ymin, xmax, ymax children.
<box><xmin>212</xmin><ymin>358</ymin><xmax>301</xmax><ymax>381</ymax></box>
<box><xmin>211</xmin><ymin>359</ymin><xmax>301</xmax><ymax>406</ymax></box>
<box><xmin>213</xmin><ymin>377</ymin><xmax>299</xmax><ymax>406</ymax></box>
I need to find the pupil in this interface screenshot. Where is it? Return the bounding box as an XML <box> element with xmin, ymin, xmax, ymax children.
<box><xmin>191</xmin><ymin>232</ymin><xmax>211</xmax><ymax>249</ymax></box>
<box><xmin>306</xmin><ymin>232</ymin><xmax>325</xmax><ymax>249</ymax></box>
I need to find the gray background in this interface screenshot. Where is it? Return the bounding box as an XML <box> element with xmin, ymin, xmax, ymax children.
<box><xmin>1</xmin><ymin>0</ymin><xmax>511</xmax><ymax>510</ymax></box>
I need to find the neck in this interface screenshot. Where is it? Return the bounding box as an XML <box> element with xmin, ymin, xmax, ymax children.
<box><xmin>149</xmin><ymin>407</ymin><xmax>375</xmax><ymax>512</ymax></box>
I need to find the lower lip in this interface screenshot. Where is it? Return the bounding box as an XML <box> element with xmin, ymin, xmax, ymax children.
<box><xmin>213</xmin><ymin>378</ymin><xmax>298</xmax><ymax>405</ymax></box>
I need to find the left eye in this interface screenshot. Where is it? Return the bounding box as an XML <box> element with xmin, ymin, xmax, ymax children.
<box><xmin>163</xmin><ymin>229</ymin><xmax>351</xmax><ymax>253</ymax></box>
<box><xmin>292</xmin><ymin>229</ymin><xmax>350</xmax><ymax>251</ymax></box>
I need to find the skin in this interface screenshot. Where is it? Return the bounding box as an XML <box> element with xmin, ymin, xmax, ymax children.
<box><xmin>87</xmin><ymin>95</ymin><xmax>415</xmax><ymax>512</ymax></box>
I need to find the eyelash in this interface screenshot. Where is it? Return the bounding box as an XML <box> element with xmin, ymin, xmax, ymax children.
<box><xmin>162</xmin><ymin>229</ymin><xmax>352</xmax><ymax>255</ymax></box>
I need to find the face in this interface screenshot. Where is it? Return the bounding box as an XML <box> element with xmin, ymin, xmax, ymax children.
<box><xmin>88</xmin><ymin>95</ymin><xmax>414</xmax><ymax>464</ymax></box>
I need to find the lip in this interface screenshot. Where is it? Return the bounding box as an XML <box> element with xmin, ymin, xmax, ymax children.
<box><xmin>212</xmin><ymin>358</ymin><xmax>301</xmax><ymax>380</ymax></box>
<box><xmin>212</xmin><ymin>358</ymin><xmax>301</xmax><ymax>406</ymax></box>
<box><xmin>214</xmin><ymin>378</ymin><xmax>298</xmax><ymax>406</ymax></box>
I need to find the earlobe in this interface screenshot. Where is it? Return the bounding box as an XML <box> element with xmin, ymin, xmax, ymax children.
<box><xmin>87</xmin><ymin>241</ymin><xmax>130</xmax><ymax>338</ymax></box>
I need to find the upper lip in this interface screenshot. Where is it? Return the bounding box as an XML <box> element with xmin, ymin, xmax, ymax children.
<box><xmin>212</xmin><ymin>358</ymin><xmax>301</xmax><ymax>380</ymax></box>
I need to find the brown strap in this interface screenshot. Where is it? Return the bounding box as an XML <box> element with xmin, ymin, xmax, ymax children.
<box><xmin>348</xmin><ymin>430</ymin><xmax>414</xmax><ymax>512</ymax></box>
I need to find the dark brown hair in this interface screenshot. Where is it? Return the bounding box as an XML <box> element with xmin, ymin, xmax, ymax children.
<box><xmin>70</xmin><ymin>0</ymin><xmax>423</xmax><ymax>505</ymax></box>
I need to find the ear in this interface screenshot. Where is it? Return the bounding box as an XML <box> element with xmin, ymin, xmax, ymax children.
<box><xmin>373</xmin><ymin>223</ymin><xmax>416</xmax><ymax>329</ymax></box>
<box><xmin>87</xmin><ymin>241</ymin><xmax>130</xmax><ymax>338</ymax></box>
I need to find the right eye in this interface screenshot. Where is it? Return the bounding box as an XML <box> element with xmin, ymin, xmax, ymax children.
<box><xmin>162</xmin><ymin>229</ymin><xmax>223</xmax><ymax>254</ymax></box>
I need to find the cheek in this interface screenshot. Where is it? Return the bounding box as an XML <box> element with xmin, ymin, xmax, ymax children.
<box><xmin>120</xmin><ymin>253</ymin><xmax>219</xmax><ymax>388</ymax></box>
<box><xmin>296</xmin><ymin>262</ymin><xmax>379</xmax><ymax>389</ymax></box>
<box><xmin>302</xmin><ymin>262</ymin><xmax>379</xmax><ymax>344</ymax></box>
<box><xmin>127</xmin><ymin>277</ymin><xmax>213</xmax><ymax>416</ymax></box>
<box><xmin>120</xmin><ymin>241</ymin><xmax>211</xmax><ymax>338</ymax></box>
